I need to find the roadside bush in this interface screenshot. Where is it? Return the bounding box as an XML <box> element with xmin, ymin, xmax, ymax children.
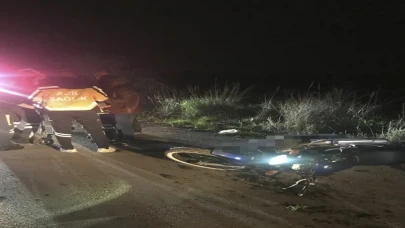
<box><xmin>148</xmin><ymin>81</ymin><xmax>405</xmax><ymax>138</ymax></box>
<box><xmin>379</xmin><ymin>117</ymin><xmax>405</xmax><ymax>143</ymax></box>
<box><xmin>179</xmin><ymin>83</ymin><xmax>252</xmax><ymax>118</ymax></box>
<box><xmin>149</xmin><ymin>82</ymin><xmax>254</xmax><ymax>129</ymax></box>
<box><xmin>148</xmin><ymin>89</ymin><xmax>182</xmax><ymax>118</ymax></box>
<box><xmin>256</xmin><ymin>88</ymin><xmax>381</xmax><ymax>135</ymax></box>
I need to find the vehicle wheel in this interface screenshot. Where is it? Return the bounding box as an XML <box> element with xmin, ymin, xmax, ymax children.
<box><xmin>164</xmin><ymin>147</ymin><xmax>246</xmax><ymax>171</ymax></box>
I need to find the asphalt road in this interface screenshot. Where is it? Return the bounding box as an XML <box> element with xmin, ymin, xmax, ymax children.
<box><xmin>1</xmin><ymin>125</ymin><xmax>405</xmax><ymax>228</ymax></box>
<box><xmin>0</xmin><ymin>132</ymin><xmax>294</xmax><ymax>228</ymax></box>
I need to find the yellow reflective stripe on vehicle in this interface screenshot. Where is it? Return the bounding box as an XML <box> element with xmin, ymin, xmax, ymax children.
<box><xmin>5</xmin><ymin>115</ymin><xmax>11</xmax><ymax>126</ymax></box>
<box><xmin>44</xmin><ymin>102</ymin><xmax>98</xmax><ymax>111</ymax></box>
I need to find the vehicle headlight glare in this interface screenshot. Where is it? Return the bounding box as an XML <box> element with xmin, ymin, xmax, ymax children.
<box><xmin>269</xmin><ymin>155</ymin><xmax>288</xmax><ymax>165</ymax></box>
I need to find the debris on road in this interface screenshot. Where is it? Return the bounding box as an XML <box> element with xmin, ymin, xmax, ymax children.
<box><xmin>218</xmin><ymin>129</ymin><xmax>239</xmax><ymax>134</ymax></box>
<box><xmin>285</xmin><ymin>204</ymin><xmax>308</xmax><ymax>211</ymax></box>
<box><xmin>265</xmin><ymin>170</ymin><xmax>279</xmax><ymax>176</ymax></box>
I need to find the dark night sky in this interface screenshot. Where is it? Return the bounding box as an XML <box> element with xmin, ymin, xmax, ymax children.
<box><xmin>0</xmin><ymin>2</ymin><xmax>404</xmax><ymax>92</ymax></box>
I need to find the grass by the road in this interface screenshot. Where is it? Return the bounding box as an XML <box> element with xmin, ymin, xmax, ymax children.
<box><xmin>142</xmin><ymin>82</ymin><xmax>405</xmax><ymax>143</ymax></box>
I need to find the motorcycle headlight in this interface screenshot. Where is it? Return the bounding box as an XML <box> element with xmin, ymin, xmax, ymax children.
<box><xmin>269</xmin><ymin>154</ymin><xmax>288</xmax><ymax>165</ymax></box>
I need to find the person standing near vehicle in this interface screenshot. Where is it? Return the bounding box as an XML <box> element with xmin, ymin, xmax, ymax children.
<box><xmin>6</xmin><ymin>69</ymin><xmax>47</xmax><ymax>143</ymax></box>
<box><xmin>0</xmin><ymin>70</ymin><xmax>36</xmax><ymax>148</ymax></box>
<box><xmin>0</xmin><ymin>86</ymin><xmax>25</xmax><ymax>150</ymax></box>
<box><xmin>94</xmin><ymin>70</ymin><xmax>142</xmax><ymax>139</ymax></box>
<box><xmin>0</xmin><ymin>103</ymin><xmax>25</xmax><ymax>151</ymax></box>
<box><xmin>13</xmin><ymin>68</ymin><xmax>92</xmax><ymax>142</ymax></box>
<box><xmin>28</xmin><ymin>85</ymin><xmax>117</xmax><ymax>153</ymax></box>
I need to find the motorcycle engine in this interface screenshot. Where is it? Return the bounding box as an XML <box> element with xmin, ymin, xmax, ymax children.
<box><xmin>290</xmin><ymin>146</ymin><xmax>344</xmax><ymax>174</ymax></box>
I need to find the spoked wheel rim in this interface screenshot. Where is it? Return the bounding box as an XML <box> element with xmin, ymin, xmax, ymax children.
<box><xmin>165</xmin><ymin>147</ymin><xmax>245</xmax><ymax>170</ymax></box>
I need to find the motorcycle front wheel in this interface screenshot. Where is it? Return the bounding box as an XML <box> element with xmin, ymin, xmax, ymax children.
<box><xmin>165</xmin><ymin>147</ymin><xmax>246</xmax><ymax>171</ymax></box>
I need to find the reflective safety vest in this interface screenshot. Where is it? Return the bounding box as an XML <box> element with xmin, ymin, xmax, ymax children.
<box><xmin>28</xmin><ymin>86</ymin><xmax>108</xmax><ymax>111</ymax></box>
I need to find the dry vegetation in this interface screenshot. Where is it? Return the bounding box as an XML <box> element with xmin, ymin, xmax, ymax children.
<box><xmin>146</xmin><ymin>82</ymin><xmax>405</xmax><ymax>143</ymax></box>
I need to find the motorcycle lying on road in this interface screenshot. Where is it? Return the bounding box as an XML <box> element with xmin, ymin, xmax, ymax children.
<box><xmin>164</xmin><ymin>137</ymin><xmax>405</xmax><ymax>196</ymax></box>
<box><xmin>275</xmin><ymin>138</ymin><xmax>405</xmax><ymax>196</ymax></box>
